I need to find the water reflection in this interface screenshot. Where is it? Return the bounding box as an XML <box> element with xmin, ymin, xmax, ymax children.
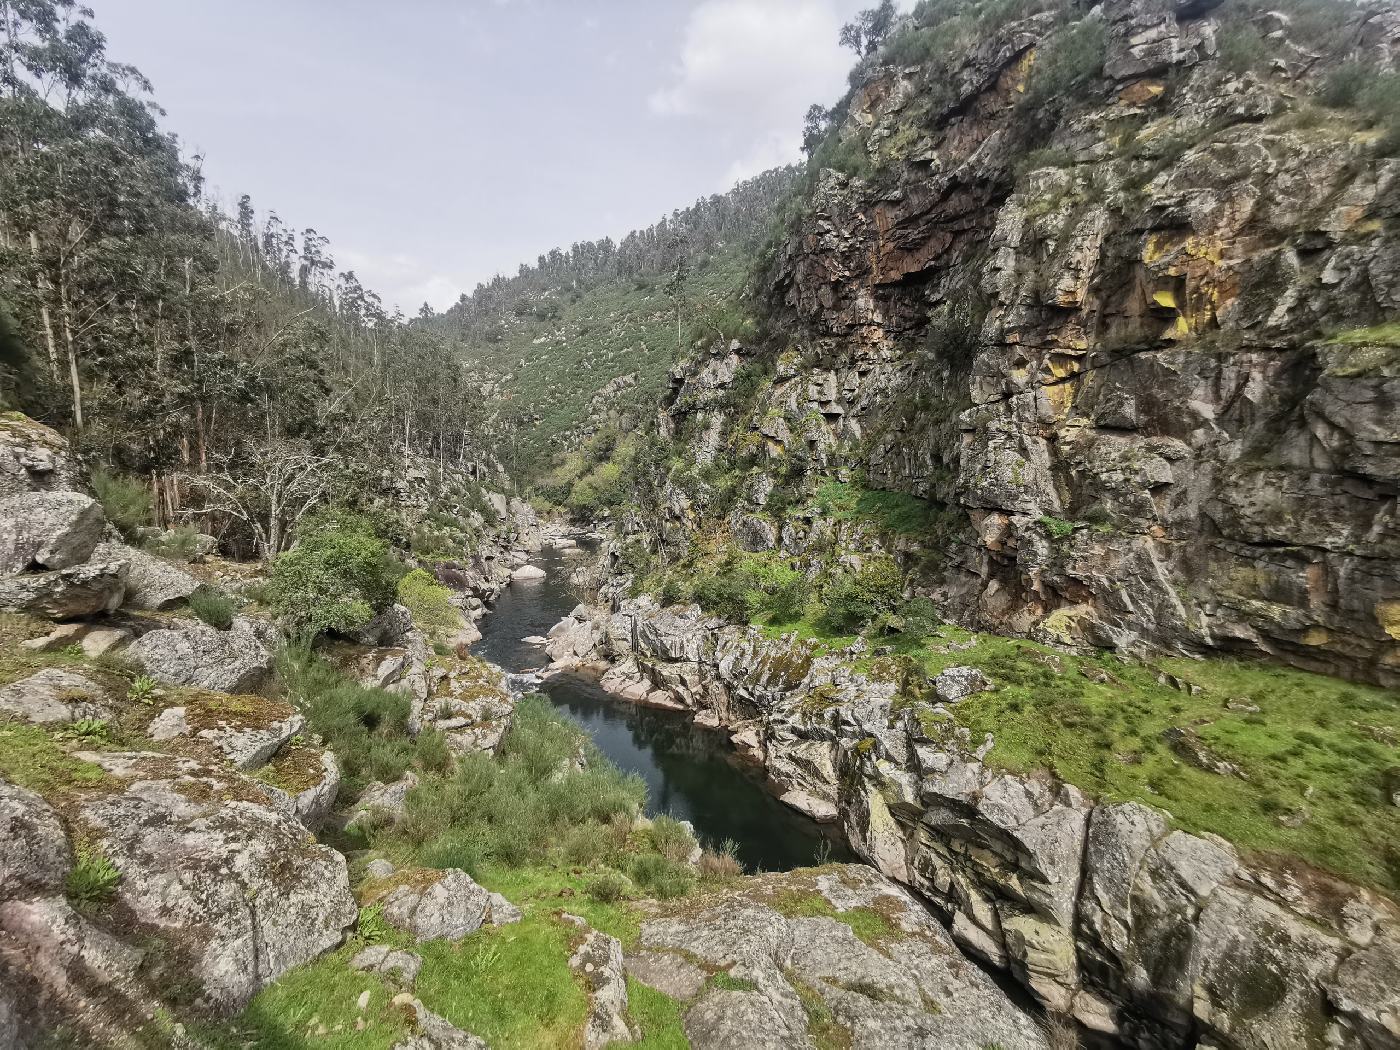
<box><xmin>472</xmin><ymin>541</ymin><xmax>847</xmax><ymax>872</ymax></box>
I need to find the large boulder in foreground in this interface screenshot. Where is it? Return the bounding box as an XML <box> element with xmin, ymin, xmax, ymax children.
<box><xmin>0</xmin><ymin>559</ymin><xmax>127</xmax><ymax>619</ymax></box>
<box><xmin>91</xmin><ymin>540</ymin><xmax>200</xmax><ymax>610</ymax></box>
<box><xmin>630</xmin><ymin>864</ymin><xmax>1047</xmax><ymax>1050</ymax></box>
<box><xmin>0</xmin><ymin>781</ymin><xmax>71</xmax><ymax>901</ymax></box>
<box><xmin>0</xmin><ymin>491</ymin><xmax>105</xmax><ymax>574</ymax></box>
<box><xmin>124</xmin><ymin>616</ymin><xmax>272</xmax><ymax>693</ymax></box>
<box><xmin>75</xmin><ymin>751</ymin><xmax>357</xmax><ymax>1010</ymax></box>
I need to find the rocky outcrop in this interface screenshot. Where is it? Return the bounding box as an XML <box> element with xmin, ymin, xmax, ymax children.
<box><xmin>0</xmin><ymin>669</ymin><xmax>111</xmax><ymax>725</ymax></box>
<box><xmin>564</xmin><ymin>913</ymin><xmax>636</xmax><ymax>1049</ymax></box>
<box><xmin>557</xmin><ymin>597</ymin><xmax>1400</xmax><ymax>1048</ymax></box>
<box><xmin>0</xmin><ymin>559</ymin><xmax>127</xmax><ymax>618</ymax></box>
<box><xmin>372</xmin><ymin>868</ymin><xmax>491</xmax><ymax>944</ymax></box>
<box><xmin>654</xmin><ymin>0</ymin><xmax>1400</xmax><ymax>687</ymax></box>
<box><xmin>75</xmin><ymin>751</ymin><xmax>357</xmax><ymax>1010</ymax></box>
<box><xmin>125</xmin><ymin>616</ymin><xmax>273</xmax><ymax>693</ymax></box>
<box><xmin>91</xmin><ymin>540</ymin><xmax>200</xmax><ymax>610</ymax></box>
<box><xmin>628</xmin><ymin>864</ymin><xmax>1047</xmax><ymax>1050</ymax></box>
<box><xmin>0</xmin><ymin>491</ymin><xmax>105</xmax><ymax>574</ymax></box>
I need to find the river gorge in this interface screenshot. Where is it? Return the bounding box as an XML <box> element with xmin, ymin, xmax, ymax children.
<box><xmin>472</xmin><ymin>541</ymin><xmax>845</xmax><ymax>874</ymax></box>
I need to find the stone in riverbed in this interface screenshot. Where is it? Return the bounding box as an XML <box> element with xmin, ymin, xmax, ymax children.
<box><xmin>511</xmin><ymin>564</ymin><xmax>546</xmax><ymax>581</ymax></box>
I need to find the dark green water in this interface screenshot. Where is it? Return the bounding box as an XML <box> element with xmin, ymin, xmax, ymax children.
<box><xmin>472</xmin><ymin>542</ymin><xmax>847</xmax><ymax>873</ymax></box>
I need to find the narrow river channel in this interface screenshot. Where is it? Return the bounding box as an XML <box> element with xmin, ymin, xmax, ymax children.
<box><xmin>471</xmin><ymin>542</ymin><xmax>848</xmax><ymax>873</ymax></box>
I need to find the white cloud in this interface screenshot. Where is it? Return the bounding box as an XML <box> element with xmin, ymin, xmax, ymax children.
<box><xmin>722</xmin><ymin>128</ymin><xmax>804</xmax><ymax>188</ymax></box>
<box><xmin>650</xmin><ymin>0</ymin><xmax>849</xmax><ymax>124</ymax></box>
<box><xmin>338</xmin><ymin>248</ymin><xmax>470</xmax><ymax>314</ymax></box>
<box><xmin>651</xmin><ymin>0</ymin><xmax>914</xmax><ymax>189</ymax></box>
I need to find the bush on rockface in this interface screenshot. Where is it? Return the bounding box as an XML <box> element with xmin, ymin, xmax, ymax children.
<box><xmin>265</xmin><ymin>511</ymin><xmax>403</xmax><ymax>640</ymax></box>
<box><xmin>396</xmin><ymin>568</ymin><xmax>460</xmax><ymax>637</ymax></box>
<box><xmin>821</xmin><ymin>557</ymin><xmax>904</xmax><ymax>632</ymax></box>
<box><xmin>690</xmin><ymin>550</ymin><xmax>810</xmax><ymax>623</ymax></box>
<box><xmin>90</xmin><ymin>466</ymin><xmax>151</xmax><ymax>540</ymax></box>
<box><xmin>189</xmin><ymin>586</ymin><xmax>236</xmax><ymax>630</ymax></box>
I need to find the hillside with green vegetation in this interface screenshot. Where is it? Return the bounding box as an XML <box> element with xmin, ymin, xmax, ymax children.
<box><xmin>433</xmin><ymin>244</ymin><xmax>757</xmax><ymax>481</ymax></box>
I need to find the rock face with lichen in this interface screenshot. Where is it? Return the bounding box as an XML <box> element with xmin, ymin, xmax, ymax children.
<box><xmin>554</xmin><ymin>597</ymin><xmax>1400</xmax><ymax>1048</ymax></box>
<box><xmin>628</xmin><ymin>864</ymin><xmax>1048</xmax><ymax>1050</ymax></box>
<box><xmin>658</xmin><ymin>0</ymin><xmax>1400</xmax><ymax>687</ymax></box>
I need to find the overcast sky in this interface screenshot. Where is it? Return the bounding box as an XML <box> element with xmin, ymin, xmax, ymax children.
<box><xmin>93</xmin><ymin>0</ymin><xmax>904</xmax><ymax>313</ymax></box>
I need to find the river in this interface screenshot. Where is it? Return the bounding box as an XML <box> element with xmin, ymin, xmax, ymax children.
<box><xmin>471</xmin><ymin>541</ymin><xmax>848</xmax><ymax>873</ymax></box>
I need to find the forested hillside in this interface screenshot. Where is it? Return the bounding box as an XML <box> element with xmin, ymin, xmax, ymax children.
<box><xmin>0</xmin><ymin>0</ymin><xmax>498</xmax><ymax>556</ymax></box>
<box><xmin>426</xmin><ymin>168</ymin><xmax>798</xmax><ymax>479</ymax></box>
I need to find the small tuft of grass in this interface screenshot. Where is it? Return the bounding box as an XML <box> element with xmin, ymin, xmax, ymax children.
<box><xmin>67</xmin><ymin>846</ymin><xmax>121</xmax><ymax>912</ymax></box>
<box><xmin>710</xmin><ymin>970</ymin><xmax>758</xmax><ymax>992</ymax></box>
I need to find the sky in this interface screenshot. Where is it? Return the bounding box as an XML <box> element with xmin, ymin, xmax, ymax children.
<box><xmin>92</xmin><ymin>0</ymin><xmax>906</xmax><ymax>314</ymax></box>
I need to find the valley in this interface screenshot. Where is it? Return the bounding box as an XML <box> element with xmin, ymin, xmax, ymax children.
<box><xmin>0</xmin><ymin>0</ymin><xmax>1398</xmax><ymax>1047</ymax></box>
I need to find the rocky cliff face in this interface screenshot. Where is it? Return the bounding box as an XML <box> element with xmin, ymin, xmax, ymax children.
<box><xmin>547</xmin><ymin>598</ymin><xmax>1400</xmax><ymax>1049</ymax></box>
<box><xmin>659</xmin><ymin>0</ymin><xmax>1400</xmax><ymax>686</ymax></box>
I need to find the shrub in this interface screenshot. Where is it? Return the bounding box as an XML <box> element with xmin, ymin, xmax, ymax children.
<box><xmin>1321</xmin><ymin>61</ymin><xmax>1372</xmax><ymax>108</ymax></box>
<box><xmin>189</xmin><ymin>586</ymin><xmax>235</xmax><ymax>630</ymax></box>
<box><xmin>265</xmin><ymin>511</ymin><xmax>403</xmax><ymax>640</ymax></box>
<box><xmin>144</xmin><ymin>524</ymin><xmax>201</xmax><ymax>563</ymax></box>
<box><xmin>356</xmin><ymin>903</ymin><xmax>393</xmax><ymax>944</ymax></box>
<box><xmin>396</xmin><ymin>568</ymin><xmax>461</xmax><ymax>637</ymax></box>
<box><xmin>587</xmin><ymin>871</ymin><xmax>633</xmax><ymax>903</ymax></box>
<box><xmin>127</xmin><ymin>675</ymin><xmax>159</xmax><ymax>705</ymax></box>
<box><xmin>646</xmin><ymin>814</ymin><xmax>697</xmax><ymax>864</ymax></box>
<box><xmin>61</xmin><ymin>717</ymin><xmax>111</xmax><ymax>743</ymax></box>
<box><xmin>691</xmin><ymin>551</ymin><xmax>811</xmax><ymax>625</ymax></box>
<box><xmin>277</xmin><ymin>649</ymin><xmax>423</xmax><ymax>795</ymax></box>
<box><xmin>698</xmin><ymin>839</ymin><xmax>743</xmax><ymax>878</ymax></box>
<box><xmin>1217</xmin><ymin>24</ymin><xmax>1271</xmax><ymax>75</ymax></box>
<box><xmin>372</xmin><ymin>695</ymin><xmax>645</xmax><ymax>872</ymax></box>
<box><xmin>67</xmin><ymin>847</ymin><xmax>120</xmax><ymax>911</ymax></box>
<box><xmin>1022</xmin><ymin>18</ymin><xmax>1107</xmax><ymax>111</ymax></box>
<box><xmin>630</xmin><ymin>853</ymin><xmax>696</xmax><ymax>900</ymax></box>
<box><xmin>90</xmin><ymin>466</ymin><xmax>151</xmax><ymax>541</ymax></box>
<box><xmin>822</xmin><ymin>557</ymin><xmax>904</xmax><ymax>632</ymax></box>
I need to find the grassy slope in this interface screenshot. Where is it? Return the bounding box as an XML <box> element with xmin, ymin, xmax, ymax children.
<box><xmin>758</xmin><ymin>614</ymin><xmax>1400</xmax><ymax>896</ymax></box>
<box><xmin>454</xmin><ymin>249</ymin><xmax>751</xmax><ymax>477</ymax></box>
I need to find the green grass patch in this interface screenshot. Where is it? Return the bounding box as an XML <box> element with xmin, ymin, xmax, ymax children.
<box><xmin>188</xmin><ymin>945</ymin><xmax>411</xmax><ymax>1049</ymax></box>
<box><xmin>1327</xmin><ymin>322</ymin><xmax>1400</xmax><ymax>346</ymax></box>
<box><xmin>415</xmin><ymin>915</ymin><xmax>588</xmax><ymax>1049</ymax></box>
<box><xmin>880</xmin><ymin>631</ymin><xmax>1400</xmax><ymax>896</ymax></box>
<box><xmin>0</xmin><ymin>721</ymin><xmax>111</xmax><ymax>795</ymax></box>
<box><xmin>66</xmin><ymin>846</ymin><xmax>120</xmax><ymax>912</ymax></box>
<box><xmin>812</xmin><ymin>480</ymin><xmax>955</xmax><ymax>537</ymax></box>
<box><xmin>627</xmin><ymin>978</ymin><xmax>689</xmax><ymax>1049</ymax></box>
<box><xmin>770</xmin><ymin>890</ymin><xmax>894</xmax><ymax>946</ymax></box>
